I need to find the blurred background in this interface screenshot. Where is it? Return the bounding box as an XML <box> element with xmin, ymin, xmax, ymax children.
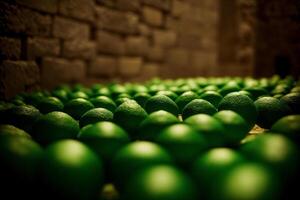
<box><xmin>0</xmin><ymin>0</ymin><xmax>299</xmax><ymax>99</ymax></box>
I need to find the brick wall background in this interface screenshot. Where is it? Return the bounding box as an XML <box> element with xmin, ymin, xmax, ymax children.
<box><xmin>0</xmin><ymin>0</ymin><xmax>299</xmax><ymax>99</ymax></box>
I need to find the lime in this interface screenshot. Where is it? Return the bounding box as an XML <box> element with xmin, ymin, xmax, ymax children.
<box><xmin>111</xmin><ymin>141</ymin><xmax>173</xmax><ymax>189</ymax></box>
<box><xmin>199</xmin><ymin>91</ymin><xmax>223</xmax><ymax>108</ymax></box>
<box><xmin>115</xmin><ymin>97</ymin><xmax>132</xmax><ymax>106</ymax></box>
<box><xmin>33</xmin><ymin>111</ymin><xmax>79</xmax><ymax>145</ymax></box>
<box><xmin>113</xmin><ymin>100</ymin><xmax>148</xmax><ymax>134</ymax></box>
<box><xmin>123</xmin><ymin>165</ymin><xmax>197</xmax><ymax>200</ymax></box>
<box><xmin>271</xmin><ymin>115</ymin><xmax>300</xmax><ymax>143</ymax></box>
<box><xmin>191</xmin><ymin>148</ymin><xmax>245</xmax><ymax>199</ymax></box>
<box><xmin>133</xmin><ymin>92</ymin><xmax>151</xmax><ymax>108</ymax></box>
<box><xmin>41</xmin><ymin>139</ymin><xmax>103</xmax><ymax>200</ymax></box>
<box><xmin>240</xmin><ymin>133</ymin><xmax>299</xmax><ymax>175</ymax></box>
<box><xmin>0</xmin><ymin>136</ymin><xmax>43</xmax><ymax>198</ymax></box>
<box><xmin>212</xmin><ymin>163</ymin><xmax>279</xmax><ymax>200</ymax></box>
<box><xmin>90</xmin><ymin>96</ymin><xmax>116</xmax><ymax>112</ymax></box>
<box><xmin>68</xmin><ymin>91</ymin><xmax>89</xmax><ymax>99</ymax></box>
<box><xmin>244</xmin><ymin>87</ymin><xmax>269</xmax><ymax>100</ymax></box>
<box><xmin>0</xmin><ymin>124</ymin><xmax>31</xmax><ymax>138</ymax></box>
<box><xmin>79</xmin><ymin>108</ymin><xmax>113</xmax><ymax>128</ymax></box>
<box><xmin>37</xmin><ymin>96</ymin><xmax>64</xmax><ymax>114</ymax></box>
<box><xmin>64</xmin><ymin>98</ymin><xmax>94</xmax><ymax>120</ymax></box>
<box><xmin>145</xmin><ymin>95</ymin><xmax>179</xmax><ymax>116</ymax></box>
<box><xmin>185</xmin><ymin>114</ymin><xmax>226</xmax><ymax>147</ymax></box>
<box><xmin>218</xmin><ymin>92</ymin><xmax>258</xmax><ymax>131</ymax></box>
<box><xmin>175</xmin><ymin>91</ymin><xmax>199</xmax><ymax>113</ymax></box>
<box><xmin>78</xmin><ymin>121</ymin><xmax>129</xmax><ymax>162</ymax></box>
<box><xmin>155</xmin><ymin>124</ymin><xmax>207</xmax><ymax>166</ymax></box>
<box><xmin>156</xmin><ymin>90</ymin><xmax>179</xmax><ymax>101</ymax></box>
<box><xmin>182</xmin><ymin>99</ymin><xmax>217</xmax><ymax>120</ymax></box>
<box><xmin>213</xmin><ymin>110</ymin><xmax>249</xmax><ymax>145</ymax></box>
<box><xmin>281</xmin><ymin>93</ymin><xmax>300</xmax><ymax>114</ymax></box>
<box><xmin>254</xmin><ymin>97</ymin><xmax>291</xmax><ymax>128</ymax></box>
<box><xmin>5</xmin><ymin>105</ymin><xmax>41</xmax><ymax>133</ymax></box>
<box><xmin>219</xmin><ymin>81</ymin><xmax>241</xmax><ymax>97</ymax></box>
<box><xmin>52</xmin><ymin>89</ymin><xmax>69</xmax><ymax>104</ymax></box>
<box><xmin>138</xmin><ymin>110</ymin><xmax>179</xmax><ymax>140</ymax></box>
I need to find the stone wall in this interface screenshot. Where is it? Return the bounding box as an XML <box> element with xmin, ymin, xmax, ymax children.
<box><xmin>255</xmin><ymin>0</ymin><xmax>300</xmax><ymax>77</ymax></box>
<box><xmin>0</xmin><ymin>0</ymin><xmax>219</xmax><ymax>99</ymax></box>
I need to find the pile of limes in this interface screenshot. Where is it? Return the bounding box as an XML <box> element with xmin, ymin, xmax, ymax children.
<box><xmin>1</xmin><ymin>75</ymin><xmax>300</xmax><ymax>200</ymax></box>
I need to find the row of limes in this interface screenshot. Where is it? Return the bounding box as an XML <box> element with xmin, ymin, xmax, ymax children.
<box><xmin>1</xmin><ymin>75</ymin><xmax>300</xmax><ymax>200</ymax></box>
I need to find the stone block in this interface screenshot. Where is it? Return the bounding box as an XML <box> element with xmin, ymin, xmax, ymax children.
<box><xmin>143</xmin><ymin>6</ymin><xmax>163</xmax><ymax>27</ymax></box>
<box><xmin>95</xmin><ymin>6</ymin><xmax>139</xmax><ymax>34</ymax></box>
<box><xmin>146</xmin><ymin>46</ymin><xmax>164</xmax><ymax>62</ymax></box>
<box><xmin>118</xmin><ymin>57</ymin><xmax>143</xmax><ymax>77</ymax></box>
<box><xmin>125</xmin><ymin>36</ymin><xmax>149</xmax><ymax>56</ymax></box>
<box><xmin>0</xmin><ymin>2</ymin><xmax>51</xmax><ymax>36</ymax></box>
<box><xmin>15</xmin><ymin>0</ymin><xmax>57</xmax><ymax>13</ymax></box>
<box><xmin>53</xmin><ymin>16</ymin><xmax>90</xmax><ymax>40</ymax></box>
<box><xmin>62</xmin><ymin>39</ymin><xmax>96</xmax><ymax>59</ymax></box>
<box><xmin>172</xmin><ymin>0</ymin><xmax>190</xmax><ymax>17</ymax></box>
<box><xmin>89</xmin><ymin>56</ymin><xmax>118</xmax><ymax>77</ymax></box>
<box><xmin>27</xmin><ymin>37</ymin><xmax>60</xmax><ymax>60</ymax></box>
<box><xmin>96</xmin><ymin>30</ymin><xmax>125</xmax><ymax>55</ymax></box>
<box><xmin>116</xmin><ymin>0</ymin><xmax>140</xmax><ymax>12</ymax></box>
<box><xmin>58</xmin><ymin>0</ymin><xmax>95</xmax><ymax>21</ymax></box>
<box><xmin>0</xmin><ymin>61</ymin><xmax>39</xmax><ymax>99</ymax></box>
<box><xmin>141</xmin><ymin>0</ymin><xmax>170</xmax><ymax>11</ymax></box>
<box><xmin>0</xmin><ymin>37</ymin><xmax>21</xmax><ymax>60</ymax></box>
<box><xmin>41</xmin><ymin>57</ymin><xmax>86</xmax><ymax>88</ymax></box>
<box><xmin>153</xmin><ymin>30</ymin><xmax>177</xmax><ymax>47</ymax></box>
<box><xmin>166</xmin><ymin>48</ymin><xmax>189</xmax><ymax>67</ymax></box>
<box><xmin>138</xmin><ymin>23</ymin><xmax>152</xmax><ymax>36</ymax></box>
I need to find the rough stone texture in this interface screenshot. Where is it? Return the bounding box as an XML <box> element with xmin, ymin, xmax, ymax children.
<box><xmin>116</xmin><ymin>0</ymin><xmax>140</xmax><ymax>12</ymax></box>
<box><xmin>141</xmin><ymin>0</ymin><xmax>170</xmax><ymax>11</ymax></box>
<box><xmin>89</xmin><ymin>56</ymin><xmax>118</xmax><ymax>77</ymax></box>
<box><xmin>125</xmin><ymin>36</ymin><xmax>149</xmax><ymax>56</ymax></box>
<box><xmin>62</xmin><ymin>40</ymin><xmax>96</xmax><ymax>59</ymax></box>
<box><xmin>153</xmin><ymin>30</ymin><xmax>177</xmax><ymax>47</ymax></box>
<box><xmin>0</xmin><ymin>2</ymin><xmax>52</xmax><ymax>36</ymax></box>
<box><xmin>172</xmin><ymin>0</ymin><xmax>190</xmax><ymax>17</ymax></box>
<box><xmin>96</xmin><ymin>30</ymin><xmax>125</xmax><ymax>55</ymax></box>
<box><xmin>58</xmin><ymin>0</ymin><xmax>95</xmax><ymax>22</ymax></box>
<box><xmin>118</xmin><ymin>57</ymin><xmax>143</xmax><ymax>77</ymax></box>
<box><xmin>146</xmin><ymin>46</ymin><xmax>164</xmax><ymax>62</ymax></box>
<box><xmin>140</xmin><ymin>63</ymin><xmax>159</xmax><ymax>79</ymax></box>
<box><xmin>0</xmin><ymin>37</ymin><xmax>21</xmax><ymax>60</ymax></box>
<box><xmin>27</xmin><ymin>37</ymin><xmax>60</xmax><ymax>60</ymax></box>
<box><xmin>53</xmin><ymin>16</ymin><xmax>90</xmax><ymax>40</ymax></box>
<box><xmin>40</xmin><ymin>57</ymin><xmax>86</xmax><ymax>89</ymax></box>
<box><xmin>143</xmin><ymin>6</ymin><xmax>164</xmax><ymax>27</ymax></box>
<box><xmin>0</xmin><ymin>61</ymin><xmax>39</xmax><ymax>99</ymax></box>
<box><xmin>95</xmin><ymin>6</ymin><xmax>139</xmax><ymax>34</ymax></box>
<box><xmin>15</xmin><ymin>0</ymin><xmax>57</xmax><ymax>13</ymax></box>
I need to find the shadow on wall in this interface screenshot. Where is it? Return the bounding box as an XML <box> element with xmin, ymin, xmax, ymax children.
<box><xmin>274</xmin><ymin>55</ymin><xmax>291</xmax><ymax>78</ymax></box>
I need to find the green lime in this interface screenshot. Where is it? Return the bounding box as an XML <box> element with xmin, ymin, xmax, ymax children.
<box><xmin>191</xmin><ymin>148</ymin><xmax>245</xmax><ymax>199</ymax></box>
<box><xmin>79</xmin><ymin>108</ymin><xmax>113</xmax><ymax>128</ymax></box>
<box><xmin>37</xmin><ymin>96</ymin><xmax>64</xmax><ymax>114</ymax></box>
<box><xmin>156</xmin><ymin>90</ymin><xmax>179</xmax><ymax>101</ymax></box>
<box><xmin>41</xmin><ymin>139</ymin><xmax>103</xmax><ymax>200</ymax></box>
<box><xmin>219</xmin><ymin>81</ymin><xmax>241</xmax><ymax>97</ymax></box>
<box><xmin>185</xmin><ymin>114</ymin><xmax>226</xmax><ymax>147</ymax></box>
<box><xmin>244</xmin><ymin>87</ymin><xmax>269</xmax><ymax>100</ymax></box>
<box><xmin>138</xmin><ymin>110</ymin><xmax>179</xmax><ymax>140</ymax></box>
<box><xmin>213</xmin><ymin>110</ymin><xmax>249</xmax><ymax>145</ymax></box>
<box><xmin>111</xmin><ymin>141</ymin><xmax>173</xmax><ymax>189</ymax></box>
<box><xmin>6</xmin><ymin>105</ymin><xmax>41</xmax><ymax>133</ymax></box>
<box><xmin>212</xmin><ymin>163</ymin><xmax>279</xmax><ymax>200</ymax></box>
<box><xmin>0</xmin><ymin>136</ymin><xmax>43</xmax><ymax>198</ymax></box>
<box><xmin>33</xmin><ymin>111</ymin><xmax>79</xmax><ymax>145</ymax></box>
<box><xmin>145</xmin><ymin>95</ymin><xmax>179</xmax><ymax>116</ymax></box>
<box><xmin>199</xmin><ymin>91</ymin><xmax>223</xmax><ymax>108</ymax></box>
<box><xmin>52</xmin><ymin>89</ymin><xmax>69</xmax><ymax>104</ymax></box>
<box><xmin>240</xmin><ymin>133</ymin><xmax>299</xmax><ymax>175</ymax></box>
<box><xmin>155</xmin><ymin>124</ymin><xmax>207</xmax><ymax>166</ymax></box>
<box><xmin>281</xmin><ymin>93</ymin><xmax>300</xmax><ymax>114</ymax></box>
<box><xmin>90</xmin><ymin>96</ymin><xmax>116</xmax><ymax>112</ymax></box>
<box><xmin>64</xmin><ymin>98</ymin><xmax>94</xmax><ymax>120</ymax></box>
<box><xmin>133</xmin><ymin>92</ymin><xmax>151</xmax><ymax>108</ymax></box>
<box><xmin>113</xmin><ymin>100</ymin><xmax>148</xmax><ymax>134</ymax></box>
<box><xmin>123</xmin><ymin>165</ymin><xmax>197</xmax><ymax>200</ymax></box>
<box><xmin>0</xmin><ymin>124</ymin><xmax>31</xmax><ymax>138</ymax></box>
<box><xmin>78</xmin><ymin>121</ymin><xmax>129</xmax><ymax>161</ymax></box>
<box><xmin>68</xmin><ymin>91</ymin><xmax>89</xmax><ymax>99</ymax></box>
<box><xmin>271</xmin><ymin>115</ymin><xmax>300</xmax><ymax>144</ymax></box>
<box><xmin>254</xmin><ymin>97</ymin><xmax>291</xmax><ymax>128</ymax></box>
<box><xmin>182</xmin><ymin>99</ymin><xmax>217</xmax><ymax>120</ymax></box>
<box><xmin>175</xmin><ymin>91</ymin><xmax>199</xmax><ymax>113</ymax></box>
<box><xmin>218</xmin><ymin>92</ymin><xmax>258</xmax><ymax>132</ymax></box>
<box><xmin>115</xmin><ymin>97</ymin><xmax>132</xmax><ymax>106</ymax></box>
